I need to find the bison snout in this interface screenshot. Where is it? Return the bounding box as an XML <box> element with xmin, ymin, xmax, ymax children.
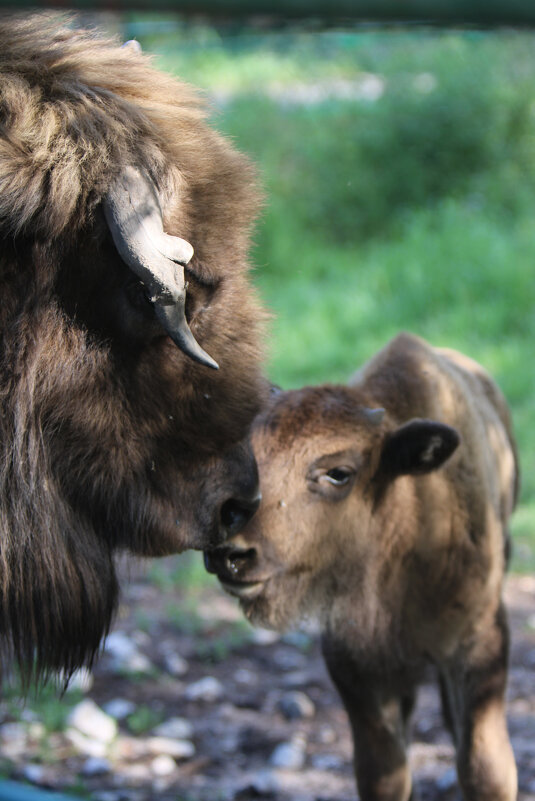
<box><xmin>219</xmin><ymin>494</ymin><xmax>261</xmax><ymax>539</ymax></box>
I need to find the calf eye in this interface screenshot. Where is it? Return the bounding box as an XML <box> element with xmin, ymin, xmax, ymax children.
<box><xmin>324</xmin><ymin>468</ymin><xmax>352</xmax><ymax>486</ymax></box>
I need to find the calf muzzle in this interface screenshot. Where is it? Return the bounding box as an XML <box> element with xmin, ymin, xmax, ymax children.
<box><xmin>204</xmin><ymin>540</ymin><xmax>258</xmax><ymax>583</ymax></box>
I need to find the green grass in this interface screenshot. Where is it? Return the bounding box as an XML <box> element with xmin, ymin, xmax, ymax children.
<box><xmin>134</xmin><ymin>23</ymin><xmax>535</xmax><ymax>565</ymax></box>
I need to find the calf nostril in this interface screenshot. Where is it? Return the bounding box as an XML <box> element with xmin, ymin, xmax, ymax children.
<box><xmin>225</xmin><ymin>547</ymin><xmax>256</xmax><ymax>576</ymax></box>
<box><xmin>220</xmin><ymin>495</ymin><xmax>260</xmax><ymax>537</ymax></box>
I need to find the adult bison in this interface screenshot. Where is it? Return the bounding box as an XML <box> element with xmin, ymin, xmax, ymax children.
<box><xmin>0</xmin><ymin>15</ymin><xmax>266</xmax><ymax>680</ymax></box>
<box><xmin>206</xmin><ymin>333</ymin><xmax>518</xmax><ymax>801</ymax></box>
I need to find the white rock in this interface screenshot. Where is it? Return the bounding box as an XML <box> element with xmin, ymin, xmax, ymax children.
<box><xmin>22</xmin><ymin>764</ymin><xmax>46</xmax><ymax>785</ymax></box>
<box><xmin>104</xmin><ymin>631</ymin><xmax>137</xmax><ymax>660</ymax></box>
<box><xmin>270</xmin><ymin>733</ymin><xmax>307</xmax><ymax>770</ymax></box>
<box><xmin>104</xmin><ymin>631</ymin><xmax>153</xmax><ymax>674</ymax></box>
<box><xmin>184</xmin><ymin>676</ymin><xmax>224</xmax><ymax>702</ymax></box>
<box><xmin>65</xmin><ymin>667</ymin><xmax>94</xmax><ymax>693</ymax></box>
<box><xmin>150</xmin><ymin>755</ymin><xmax>176</xmax><ymax>776</ymax></box>
<box><xmin>251</xmin><ymin>628</ymin><xmax>280</xmax><ymax>646</ymax></box>
<box><xmin>68</xmin><ymin>699</ymin><xmax>117</xmax><ymax>743</ymax></box>
<box><xmin>81</xmin><ymin>757</ymin><xmax>112</xmax><ymax>777</ymax></box>
<box><xmin>278</xmin><ymin>690</ymin><xmax>315</xmax><ymax>720</ymax></box>
<box><xmin>162</xmin><ymin>652</ymin><xmax>188</xmax><ymax>677</ymax></box>
<box><xmin>146</xmin><ymin>736</ymin><xmax>195</xmax><ymax>760</ymax></box>
<box><xmin>103</xmin><ymin>698</ymin><xmax>137</xmax><ymax>720</ymax></box>
<box><xmin>66</xmin><ymin>728</ymin><xmax>108</xmax><ymax>758</ymax></box>
<box><xmin>152</xmin><ymin>717</ymin><xmax>193</xmax><ymax>740</ymax></box>
<box><xmin>436</xmin><ymin>767</ymin><xmax>457</xmax><ymax>792</ymax></box>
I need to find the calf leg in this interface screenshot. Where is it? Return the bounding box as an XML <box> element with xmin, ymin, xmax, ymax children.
<box><xmin>322</xmin><ymin>634</ymin><xmax>415</xmax><ymax>801</ymax></box>
<box><xmin>439</xmin><ymin>603</ymin><xmax>517</xmax><ymax>801</ymax></box>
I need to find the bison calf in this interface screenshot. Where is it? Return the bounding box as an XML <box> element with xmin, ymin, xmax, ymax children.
<box><xmin>206</xmin><ymin>333</ymin><xmax>518</xmax><ymax>801</ymax></box>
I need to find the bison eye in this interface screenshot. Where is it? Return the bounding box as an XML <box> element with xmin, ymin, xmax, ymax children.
<box><xmin>124</xmin><ymin>277</ymin><xmax>152</xmax><ymax>313</ymax></box>
<box><xmin>323</xmin><ymin>467</ymin><xmax>353</xmax><ymax>486</ymax></box>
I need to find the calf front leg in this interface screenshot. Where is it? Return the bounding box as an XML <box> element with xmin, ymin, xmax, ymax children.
<box><xmin>439</xmin><ymin>603</ymin><xmax>517</xmax><ymax>801</ymax></box>
<box><xmin>322</xmin><ymin>634</ymin><xmax>415</xmax><ymax>801</ymax></box>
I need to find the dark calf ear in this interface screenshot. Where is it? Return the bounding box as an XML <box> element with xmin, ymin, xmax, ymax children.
<box><xmin>379</xmin><ymin>418</ymin><xmax>460</xmax><ymax>477</ymax></box>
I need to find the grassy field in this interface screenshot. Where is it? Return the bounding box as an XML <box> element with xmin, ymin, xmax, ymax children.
<box><xmin>131</xmin><ymin>21</ymin><xmax>535</xmax><ymax>569</ymax></box>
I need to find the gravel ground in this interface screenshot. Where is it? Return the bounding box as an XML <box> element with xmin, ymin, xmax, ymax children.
<box><xmin>0</xmin><ymin>565</ymin><xmax>533</xmax><ymax>801</ymax></box>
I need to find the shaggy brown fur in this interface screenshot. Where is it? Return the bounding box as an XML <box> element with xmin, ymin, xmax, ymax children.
<box><xmin>206</xmin><ymin>333</ymin><xmax>518</xmax><ymax>801</ymax></box>
<box><xmin>0</xmin><ymin>14</ymin><xmax>267</xmax><ymax>681</ymax></box>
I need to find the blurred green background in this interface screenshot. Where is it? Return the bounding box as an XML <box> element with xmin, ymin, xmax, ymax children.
<box><xmin>124</xmin><ymin>16</ymin><xmax>535</xmax><ymax>567</ymax></box>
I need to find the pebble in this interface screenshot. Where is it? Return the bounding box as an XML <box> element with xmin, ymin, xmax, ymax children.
<box><xmin>251</xmin><ymin>628</ymin><xmax>280</xmax><ymax>646</ymax></box>
<box><xmin>152</xmin><ymin>717</ymin><xmax>193</xmax><ymax>740</ymax></box>
<box><xmin>278</xmin><ymin>690</ymin><xmax>315</xmax><ymax>720</ymax></box>
<box><xmin>146</xmin><ymin>736</ymin><xmax>195</xmax><ymax>759</ymax></box>
<box><xmin>22</xmin><ymin>764</ymin><xmax>46</xmax><ymax>785</ymax></box>
<box><xmin>81</xmin><ymin>757</ymin><xmax>112</xmax><ymax>777</ymax></box>
<box><xmin>103</xmin><ymin>698</ymin><xmax>137</xmax><ymax>721</ymax></box>
<box><xmin>104</xmin><ymin>631</ymin><xmax>153</xmax><ymax>674</ymax></box>
<box><xmin>269</xmin><ymin>733</ymin><xmax>307</xmax><ymax>769</ymax></box>
<box><xmin>162</xmin><ymin>652</ymin><xmax>188</xmax><ymax>677</ymax></box>
<box><xmin>317</xmin><ymin>725</ymin><xmax>337</xmax><ymax>745</ymax></box>
<box><xmin>67</xmin><ymin>699</ymin><xmax>117</xmax><ymax>743</ymax></box>
<box><xmin>150</xmin><ymin>754</ymin><xmax>176</xmax><ymax>777</ymax></box>
<box><xmin>436</xmin><ymin>767</ymin><xmax>457</xmax><ymax>792</ymax></box>
<box><xmin>0</xmin><ymin>722</ymin><xmax>27</xmax><ymax>759</ymax></box>
<box><xmin>66</xmin><ymin>728</ymin><xmax>108</xmax><ymax>758</ymax></box>
<box><xmin>311</xmin><ymin>753</ymin><xmax>344</xmax><ymax>770</ymax></box>
<box><xmin>184</xmin><ymin>676</ymin><xmax>224</xmax><ymax>702</ymax></box>
<box><xmin>65</xmin><ymin>667</ymin><xmax>94</xmax><ymax>693</ymax></box>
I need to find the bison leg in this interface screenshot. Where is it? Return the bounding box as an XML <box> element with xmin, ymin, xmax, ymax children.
<box><xmin>438</xmin><ymin>603</ymin><xmax>517</xmax><ymax>801</ymax></box>
<box><xmin>322</xmin><ymin>635</ymin><xmax>415</xmax><ymax>801</ymax></box>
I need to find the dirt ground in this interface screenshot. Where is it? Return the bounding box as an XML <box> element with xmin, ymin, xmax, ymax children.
<box><xmin>1</xmin><ymin>566</ymin><xmax>534</xmax><ymax>801</ymax></box>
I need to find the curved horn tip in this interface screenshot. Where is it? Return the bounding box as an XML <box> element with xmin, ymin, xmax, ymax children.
<box><xmin>153</xmin><ymin>303</ymin><xmax>219</xmax><ymax>370</ymax></box>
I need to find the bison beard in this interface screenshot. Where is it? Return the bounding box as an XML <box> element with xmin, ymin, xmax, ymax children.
<box><xmin>0</xmin><ymin>15</ymin><xmax>266</xmax><ymax>682</ymax></box>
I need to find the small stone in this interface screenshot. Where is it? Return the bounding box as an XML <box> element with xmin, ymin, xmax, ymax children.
<box><xmin>65</xmin><ymin>667</ymin><xmax>94</xmax><ymax>693</ymax></box>
<box><xmin>235</xmin><ymin>769</ymin><xmax>279</xmax><ymax>797</ymax></box>
<box><xmin>152</xmin><ymin>717</ymin><xmax>193</xmax><ymax>740</ymax></box>
<box><xmin>66</xmin><ymin>728</ymin><xmax>108</xmax><ymax>758</ymax></box>
<box><xmin>68</xmin><ymin>699</ymin><xmax>117</xmax><ymax>743</ymax></box>
<box><xmin>146</xmin><ymin>736</ymin><xmax>195</xmax><ymax>760</ymax></box>
<box><xmin>162</xmin><ymin>652</ymin><xmax>188</xmax><ymax>677</ymax></box>
<box><xmin>269</xmin><ymin>733</ymin><xmax>307</xmax><ymax>770</ymax></box>
<box><xmin>234</xmin><ymin>668</ymin><xmax>256</xmax><ymax>686</ymax></box>
<box><xmin>81</xmin><ymin>757</ymin><xmax>112</xmax><ymax>777</ymax></box>
<box><xmin>104</xmin><ymin>699</ymin><xmax>137</xmax><ymax>721</ymax></box>
<box><xmin>22</xmin><ymin>764</ymin><xmax>46</xmax><ymax>785</ymax></box>
<box><xmin>251</xmin><ymin>628</ymin><xmax>280</xmax><ymax>646</ymax></box>
<box><xmin>278</xmin><ymin>691</ymin><xmax>315</xmax><ymax>721</ymax></box>
<box><xmin>436</xmin><ymin>767</ymin><xmax>457</xmax><ymax>792</ymax></box>
<box><xmin>184</xmin><ymin>676</ymin><xmax>224</xmax><ymax>702</ymax></box>
<box><xmin>317</xmin><ymin>725</ymin><xmax>336</xmax><ymax>745</ymax></box>
<box><xmin>311</xmin><ymin>753</ymin><xmax>344</xmax><ymax>770</ymax></box>
<box><xmin>104</xmin><ymin>631</ymin><xmax>153</xmax><ymax>674</ymax></box>
<box><xmin>150</xmin><ymin>755</ymin><xmax>176</xmax><ymax>777</ymax></box>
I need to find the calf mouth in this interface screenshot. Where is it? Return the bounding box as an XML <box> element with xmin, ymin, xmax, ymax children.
<box><xmin>218</xmin><ymin>577</ymin><xmax>267</xmax><ymax>600</ymax></box>
<box><xmin>203</xmin><ymin>545</ymin><xmax>271</xmax><ymax>601</ymax></box>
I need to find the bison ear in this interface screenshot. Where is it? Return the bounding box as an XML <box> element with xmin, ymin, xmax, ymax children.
<box><xmin>379</xmin><ymin>419</ymin><xmax>460</xmax><ymax>477</ymax></box>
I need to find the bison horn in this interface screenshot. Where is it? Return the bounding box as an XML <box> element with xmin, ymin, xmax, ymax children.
<box><xmin>103</xmin><ymin>166</ymin><xmax>219</xmax><ymax>370</ymax></box>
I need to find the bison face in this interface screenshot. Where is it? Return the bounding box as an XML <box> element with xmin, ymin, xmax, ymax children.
<box><xmin>44</xmin><ymin>185</ymin><xmax>266</xmax><ymax>555</ymax></box>
<box><xmin>205</xmin><ymin>386</ymin><xmax>459</xmax><ymax>631</ymax></box>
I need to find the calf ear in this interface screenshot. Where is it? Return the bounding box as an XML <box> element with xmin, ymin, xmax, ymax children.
<box><xmin>379</xmin><ymin>419</ymin><xmax>460</xmax><ymax>477</ymax></box>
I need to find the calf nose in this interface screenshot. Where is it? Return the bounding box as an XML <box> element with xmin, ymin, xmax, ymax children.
<box><xmin>204</xmin><ymin>541</ymin><xmax>257</xmax><ymax>580</ymax></box>
<box><xmin>219</xmin><ymin>493</ymin><xmax>261</xmax><ymax>539</ymax></box>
